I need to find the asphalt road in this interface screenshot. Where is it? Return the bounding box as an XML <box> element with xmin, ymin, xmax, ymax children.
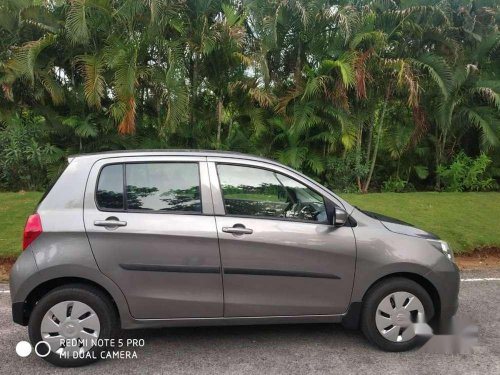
<box><xmin>1</xmin><ymin>269</ymin><xmax>499</xmax><ymax>375</ymax></box>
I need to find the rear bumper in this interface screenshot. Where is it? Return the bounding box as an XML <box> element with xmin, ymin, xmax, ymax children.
<box><xmin>10</xmin><ymin>249</ymin><xmax>38</xmax><ymax>326</ymax></box>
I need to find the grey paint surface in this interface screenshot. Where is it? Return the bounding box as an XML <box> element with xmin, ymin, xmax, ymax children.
<box><xmin>10</xmin><ymin>149</ymin><xmax>459</xmax><ymax>331</ymax></box>
<box><xmin>206</xmin><ymin>157</ymin><xmax>356</xmax><ymax>316</ymax></box>
<box><xmin>2</xmin><ymin>270</ymin><xmax>498</xmax><ymax>374</ymax></box>
<box><xmin>348</xmin><ymin>208</ymin><xmax>460</xmax><ymax>320</ymax></box>
<box><xmin>215</xmin><ymin>215</ymin><xmax>355</xmax><ymax>316</ymax></box>
<box><xmin>83</xmin><ymin>157</ymin><xmax>223</xmax><ymax>319</ymax></box>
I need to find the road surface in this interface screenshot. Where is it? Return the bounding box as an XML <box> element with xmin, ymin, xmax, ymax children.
<box><xmin>1</xmin><ymin>269</ymin><xmax>499</xmax><ymax>374</ymax></box>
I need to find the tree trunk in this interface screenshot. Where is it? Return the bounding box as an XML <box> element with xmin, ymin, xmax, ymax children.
<box><xmin>362</xmin><ymin>119</ymin><xmax>383</xmax><ymax>192</ymax></box>
<box><xmin>189</xmin><ymin>55</ymin><xmax>198</xmax><ymax>146</ymax></box>
<box><xmin>365</xmin><ymin>120</ymin><xmax>373</xmax><ymax>167</ymax></box>
<box><xmin>356</xmin><ymin>122</ymin><xmax>363</xmax><ymax>192</ymax></box>
<box><xmin>216</xmin><ymin>98</ymin><xmax>223</xmax><ymax>148</ymax></box>
<box><xmin>435</xmin><ymin>127</ymin><xmax>448</xmax><ymax>190</ymax></box>
<box><xmin>294</xmin><ymin>41</ymin><xmax>302</xmax><ymax>86</ymax></box>
<box><xmin>363</xmin><ymin>88</ymin><xmax>390</xmax><ymax>192</ymax></box>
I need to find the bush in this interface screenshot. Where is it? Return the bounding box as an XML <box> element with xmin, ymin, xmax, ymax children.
<box><xmin>0</xmin><ymin>112</ymin><xmax>64</xmax><ymax>191</ymax></box>
<box><xmin>437</xmin><ymin>152</ymin><xmax>497</xmax><ymax>192</ymax></box>
<box><xmin>325</xmin><ymin>152</ymin><xmax>369</xmax><ymax>193</ymax></box>
<box><xmin>382</xmin><ymin>176</ymin><xmax>407</xmax><ymax>192</ymax></box>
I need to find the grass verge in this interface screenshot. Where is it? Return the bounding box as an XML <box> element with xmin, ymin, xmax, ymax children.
<box><xmin>0</xmin><ymin>191</ymin><xmax>499</xmax><ymax>258</ymax></box>
<box><xmin>0</xmin><ymin>191</ymin><xmax>42</xmax><ymax>258</ymax></box>
<box><xmin>342</xmin><ymin>192</ymin><xmax>500</xmax><ymax>253</ymax></box>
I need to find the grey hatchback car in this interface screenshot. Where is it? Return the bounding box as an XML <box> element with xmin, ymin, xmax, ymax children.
<box><xmin>10</xmin><ymin>150</ymin><xmax>459</xmax><ymax>367</ymax></box>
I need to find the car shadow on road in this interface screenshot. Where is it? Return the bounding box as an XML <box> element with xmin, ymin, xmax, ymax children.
<box><xmin>117</xmin><ymin>322</ymin><xmax>369</xmax><ymax>352</ymax></box>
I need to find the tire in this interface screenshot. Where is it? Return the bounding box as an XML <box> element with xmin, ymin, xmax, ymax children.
<box><xmin>28</xmin><ymin>284</ymin><xmax>118</xmax><ymax>367</ymax></box>
<box><xmin>361</xmin><ymin>277</ymin><xmax>434</xmax><ymax>352</ymax></box>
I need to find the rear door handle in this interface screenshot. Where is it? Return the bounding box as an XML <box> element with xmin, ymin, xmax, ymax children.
<box><xmin>94</xmin><ymin>219</ymin><xmax>127</xmax><ymax>227</ymax></box>
<box><xmin>222</xmin><ymin>226</ymin><xmax>253</xmax><ymax>235</ymax></box>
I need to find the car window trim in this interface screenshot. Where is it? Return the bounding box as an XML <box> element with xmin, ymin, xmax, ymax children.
<box><xmin>215</xmin><ymin>162</ymin><xmax>328</xmax><ymax>225</ymax></box>
<box><xmin>94</xmin><ymin>161</ymin><xmax>205</xmax><ymax>215</ymax></box>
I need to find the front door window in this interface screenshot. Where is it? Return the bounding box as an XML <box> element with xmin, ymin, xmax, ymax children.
<box><xmin>217</xmin><ymin>164</ymin><xmax>327</xmax><ymax>222</ymax></box>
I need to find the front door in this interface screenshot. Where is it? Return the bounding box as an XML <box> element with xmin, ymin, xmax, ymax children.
<box><xmin>84</xmin><ymin>157</ymin><xmax>223</xmax><ymax>319</ymax></box>
<box><xmin>210</xmin><ymin>161</ymin><xmax>356</xmax><ymax>317</ymax></box>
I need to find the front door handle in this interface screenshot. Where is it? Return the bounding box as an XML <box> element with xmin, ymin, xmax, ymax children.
<box><xmin>222</xmin><ymin>225</ymin><xmax>253</xmax><ymax>235</ymax></box>
<box><xmin>94</xmin><ymin>218</ymin><xmax>127</xmax><ymax>228</ymax></box>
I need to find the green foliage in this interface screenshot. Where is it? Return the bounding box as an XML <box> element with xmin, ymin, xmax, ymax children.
<box><xmin>437</xmin><ymin>152</ymin><xmax>497</xmax><ymax>192</ymax></box>
<box><xmin>0</xmin><ymin>112</ymin><xmax>64</xmax><ymax>191</ymax></box>
<box><xmin>382</xmin><ymin>177</ymin><xmax>408</xmax><ymax>193</ymax></box>
<box><xmin>0</xmin><ymin>0</ymin><xmax>498</xmax><ymax>192</ymax></box>
<box><xmin>325</xmin><ymin>152</ymin><xmax>369</xmax><ymax>193</ymax></box>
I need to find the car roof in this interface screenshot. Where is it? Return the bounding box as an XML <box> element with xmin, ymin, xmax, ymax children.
<box><xmin>68</xmin><ymin>149</ymin><xmax>279</xmax><ymax>165</ymax></box>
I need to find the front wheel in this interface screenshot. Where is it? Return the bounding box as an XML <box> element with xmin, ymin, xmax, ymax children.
<box><xmin>361</xmin><ymin>277</ymin><xmax>434</xmax><ymax>352</ymax></box>
<box><xmin>28</xmin><ymin>284</ymin><xmax>118</xmax><ymax>367</ymax></box>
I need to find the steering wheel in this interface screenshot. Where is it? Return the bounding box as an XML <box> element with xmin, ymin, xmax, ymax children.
<box><xmin>279</xmin><ymin>201</ymin><xmax>293</xmax><ymax>218</ymax></box>
<box><xmin>298</xmin><ymin>203</ymin><xmax>321</xmax><ymax>220</ymax></box>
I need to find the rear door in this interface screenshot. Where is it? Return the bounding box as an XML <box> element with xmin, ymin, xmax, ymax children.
<box><xmin>208</xmin><ymin>158</ymin><xmax>356</xmax><ymax>317</ymax></box>
<box><xmin>84</xmin><ymin>156</ymin><xmax>223</xmax><ymax>319</ymax></box>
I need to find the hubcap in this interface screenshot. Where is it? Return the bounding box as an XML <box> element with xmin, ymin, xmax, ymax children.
<box><xmin>40</xmin><ymin>301</ymin><xmax>100</xmax><ymax>356</ymax></box>
<box><xmin>375</xmin><ymin>291</ymin><xmax>424</xmax><ymax>342</ymax></box>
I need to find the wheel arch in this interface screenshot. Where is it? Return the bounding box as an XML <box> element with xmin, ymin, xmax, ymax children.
<box><xmin>342</xmin><ymin>272</ymin><xmax>441</xmax><ymax>329</ymax></box>
<box><xmin>24</xmin><ymin>277</ymin><xmax>120</xmax><ymax>324</ymax></box>
<box><xmin>12</xmin><ymin>267</ymin><xmax>134</xmax><ymax>329</ymax></box>
<box><xmin>363</xmin><ymin>272</ymin><xmax>441</xmax><ymax>318</ymax></box>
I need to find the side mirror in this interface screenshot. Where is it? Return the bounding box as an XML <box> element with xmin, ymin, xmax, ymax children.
<box><xmin>325</xmin><ymin>201</ymin><xmax>348</xmax><ymax>226</ymax></box>
<box><xmin>334</xmin><ymin>207</ymin><xmax>348</xmax><ymax>226</ymax></box>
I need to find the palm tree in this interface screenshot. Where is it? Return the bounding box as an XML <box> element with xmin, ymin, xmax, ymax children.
<box><xmin>1</xmin><ymin>0</ymin><xmax>498</xmax><ymax>192</ymax></box>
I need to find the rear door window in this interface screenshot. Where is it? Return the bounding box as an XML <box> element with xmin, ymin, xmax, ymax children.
<box><xmin>96</xmin><ymin>162</ymin><xmax>202</xmax><ymax>213</ymax></box>
<box><xmin>125</xmin><ymin>163</ymin><xmax>201</xmax><ymax>212</ymax></box>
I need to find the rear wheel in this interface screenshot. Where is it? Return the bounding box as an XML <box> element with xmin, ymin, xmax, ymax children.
<box><xmin>28</xmin><ymin>284</ymin><xmax>118</xmax><ymax>367</ymax></box>
<box><xmin>361</xmin><ymin>277</ymin><xmax>434</xmax><ymax>352</ymax></box>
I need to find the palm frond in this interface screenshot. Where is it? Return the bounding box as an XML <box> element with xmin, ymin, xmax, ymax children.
<box><xmin>410</xmin><ymin>53</ymin><xmax>452</xmax><ymax>98</ymax></box>
<box><xmin>462</xmin><ymin>106</ymin><xmax>499</xmax><ymax>148</ymax></box>
<box><xmin>301</xmin><ymin>76</ymin><xmax>322</xmax><ymax>101</ymax></box>
<box><xmin>275</xmin><ymin>86</ymin><xmax>302</xmax><ymax>114</ymax></box>
<box><xmin>306</xmin><ymin>152</ymin><xmax>325</xmax><ymax>175</ymax></box>
<box><xmin>39</xmin><ymin>69</ymin><xmax>64</xmax><ymax>105</ymax></box>
<box><xmin>470</xmin><ymin>87</ymin><xmax>500</xmax><ymax>110</ymax></box>
<box><xmin>275</xmin><ymin>146</ymin><xmax>308</xmax><ymax>170</ymax></box>
<box><xmin>354</xmin><ymin>48</ymin><xmax>374</xmax><ymax>99</ymax></box>
<box><xmin>475</xmin><ymin>32</ymin><xmax>500</xmax><ymax>61</ymax></box>
<box><xmin>349</xmin><ymin>31</ymin><xmax>386</xmax><ymax>50</ymax></box>
<box><xmin>249</xmin><ymin>88</ymin><xmax>275</xmax><ymax>108</ymax></box>
<box><xmin>118</xmin><ymin>97</ymin><xmax>136</xmax><ymax>134</ymax></box>
<box><xmin>162</xmin><ymin>67</ymin><xmax>189</xmax><ymax>131</ymax></box>
<box><xmin>77</xmin><ymin>54</ymin><xmax>106</xmax><ymax>109</ymax></box>
<box><xmin>8</xmin><ymin>34</ymin><xmax>57</xmax><ymax>82</ymax></box>
<box><xmin>65</xmin><ymin>0</ymin><xmax>90</xmax><ymax>45</ymax></box>
<box><xmin>321</xmin><ymin>52</ymin><xmax>356</xmax><ymax>89</ymax></box>
<box><xmin>328</xmin><ymin>5</ymin><xmax>359</xmax><ymax>42</ymax></box>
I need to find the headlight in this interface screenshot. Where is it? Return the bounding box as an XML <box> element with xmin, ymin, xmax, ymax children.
<box><xmin>428</xmin><ymin>240</ymin><xmax>454</xmax><ymax>262</ymax></box>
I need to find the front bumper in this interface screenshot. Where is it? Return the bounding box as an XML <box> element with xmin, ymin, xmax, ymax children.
<box><xmin>425</xmin><ymin>257</ymin><xmax>460</xmax><ymax>327</ymax></box>
<box><xmin>12</xmin><ymin>302</ymin><xmax>28</xmax><ymax>325</ymax></box>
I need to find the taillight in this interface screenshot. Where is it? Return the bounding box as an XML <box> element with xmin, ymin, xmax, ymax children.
<box><xmin>22</xmin><ymin>213</ymin><xmax>43</xmax><ymax>250</ymax></box>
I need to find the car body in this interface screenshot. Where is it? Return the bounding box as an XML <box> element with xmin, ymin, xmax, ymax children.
<box><xmin>10</xmin><ymin>150</ymin><xmax>460</xmax><ymax>366</ymax></box>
